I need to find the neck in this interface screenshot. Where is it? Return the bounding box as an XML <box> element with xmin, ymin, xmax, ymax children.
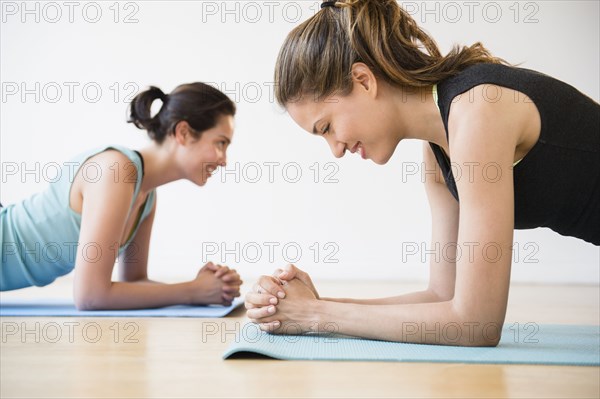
<box><xmin>391</xmin><ymin>85</ymin><xmax>449</xmax><ymax>154</ymax></box>
<box><xmin>137</xmin><ymin>140</ymin><xmax>183</xmax><ymax>195</ymax></box>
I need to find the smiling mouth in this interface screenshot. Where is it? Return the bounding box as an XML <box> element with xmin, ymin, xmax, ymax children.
<box><xmin>349</xmin><ymin>142</ymin><xmax>366</xmax><ymax>159</ymax></box>
<box><xmin>206</xmin><ymin>165</ymin><xmax>217</xmax><ymax>177</ymax></box>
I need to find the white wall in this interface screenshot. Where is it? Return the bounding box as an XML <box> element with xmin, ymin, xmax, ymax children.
<box><xmin>1</xmin><ymin>1</ymin><xmax>598</xmax><ymax>284</ymax></box>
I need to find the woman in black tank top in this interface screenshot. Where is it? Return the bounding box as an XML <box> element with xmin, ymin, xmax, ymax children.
<box><xmin>245</xmin><ymin>0</ymin><xmax>599</xmax><ymax>346</ymax></box>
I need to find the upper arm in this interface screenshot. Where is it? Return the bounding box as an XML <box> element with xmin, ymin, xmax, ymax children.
<box><xmin>423</xmin><ymin>142</ymin><xmax>459</xmax><ymax>301</ymax></box>
<box><xmin>73</xmin><ymin>151</ymin><xmax>137</xmax><ymax>307</ymax></box>
<box><xmin>447</xmin><ymin>84</ymin><xmax>523</xmax><ymax>326</ymax></box>
<box><xmin>118</xmin><ymin>193</ymin><xmax>156</xmax><ymax>282</ymax></box>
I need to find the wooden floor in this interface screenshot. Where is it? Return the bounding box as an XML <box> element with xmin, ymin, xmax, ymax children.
<box><xmin>1</xmin><ymin>279</ymin><xmax>599</xmax><ymax>398</ymax></box>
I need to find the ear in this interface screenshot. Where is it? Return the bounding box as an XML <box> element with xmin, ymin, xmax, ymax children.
<box><xmin>174</xmin><ymin>121</ymin><xmax>191</xmax><ymax>146</ymax></box>
<box><xmin>351</xmin><ymin>62</ymin><xmax>378</xmax><ymax>98</ymax></box>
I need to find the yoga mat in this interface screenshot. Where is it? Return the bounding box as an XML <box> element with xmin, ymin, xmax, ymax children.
<box><xmin>223</xmin><ymin>324</ymin><xmax>600</xmax><ymax>366</ymax></box>
<box><xmin>0</xmin><ymin>297</ymin><xmax>244</xmax><ymax>317</ymax></box>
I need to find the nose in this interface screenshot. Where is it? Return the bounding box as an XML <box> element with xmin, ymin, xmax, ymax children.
<box><xmin>327</xmin><ymin>137</ymin><xmax>346</xmax><ymax>158</ymax></box>
<box><xmin>217</xmin><ymin>148</ymin><xmax>227</xmax><ymax>167</ymax></box>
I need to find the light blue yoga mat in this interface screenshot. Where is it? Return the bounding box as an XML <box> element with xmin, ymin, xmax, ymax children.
<box><xmin>0</xmin><ymin>297</ymin><xmax>244</xmax><ymax>317</ymax></box>
<box><xmin>223</xmin><ymin>324</ymin><xmax>600</xmax><ymax>366</ymax></box>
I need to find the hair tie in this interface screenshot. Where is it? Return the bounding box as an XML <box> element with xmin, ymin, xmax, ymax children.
<box><xmin>321</xmin><ymin>1</ymin><xmax>337</xmax><ymax>9</ymax></box>
<box><xmin>159</xmin><ymin>92</ymin><xmax>168</xmax><ymax>102</ymax></box>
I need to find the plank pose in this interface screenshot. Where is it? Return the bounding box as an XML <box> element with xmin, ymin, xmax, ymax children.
<box><xmin>245</xmin><ymin>0</ymin><xmax>599</xmax><ymax>346</ymax></box>
<box><xmin>1</xmin><ymin>83</ymin><xmax>242</xmax><ymax>310</ymax></box>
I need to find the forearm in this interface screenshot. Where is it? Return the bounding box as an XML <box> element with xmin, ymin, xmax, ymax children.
<box><xmin>310</xmin><ymin>299</ymin><xmax>501</xmax><ymax>346</ymax></box>
<box><xmin>321</xmin><ymin>289</ymin><xmax>444</xmax><ymax>305</ymax></box>
<box><xmin>76</xmin><ymin>281</ymin><xmax>192</xmax><ymax>310</ymax></box>
<box><xmin>122</xmin><ymin>278</ymin><xmax>165</xmax><ymax>285</ymax></box>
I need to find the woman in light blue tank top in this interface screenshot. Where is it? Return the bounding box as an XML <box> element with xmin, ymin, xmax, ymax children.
<box><xmin>0</xmin><ymin>83</ymin><xmax>243</xmax><ymax>310</ymax></box>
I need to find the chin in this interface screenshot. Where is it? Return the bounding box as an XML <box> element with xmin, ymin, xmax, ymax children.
<box><xmin>373</xmin><ymin>153</ymin><xmax>393</xmax><ymax>165</ymax></box>
<box><xmin>374</xmin><ymin>145</ymin><xmax>399</xmax><ymax>165</ymax></box>
<box><xmin>190</xmin><ymin>177</ymin><xmax>208</xmax><ymax>186</ymax></box>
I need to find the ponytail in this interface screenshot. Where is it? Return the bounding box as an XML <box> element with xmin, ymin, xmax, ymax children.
<box><xmin>128</xmin><ymin>86</ymin><xmax>169</xmax><ymax>142</ymax></box>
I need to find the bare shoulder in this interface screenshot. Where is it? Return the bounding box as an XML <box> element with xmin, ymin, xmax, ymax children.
<box><xmin>70</xmin><ymin>149</ymin><xmax>138</xmax><ymax>213</ymax></box>
<box><xmin>78</xmin><ymin>150</ymin><xmax>138</xmax><ymax>187</ymax></box>
<box><xmin>448</xmin><ymin>84</ymin><xmax>541</xmax><ymax>161</ymax></box>
<box><xmin>86</xmin><ymin>149</ymin><xmax>139</xmax><ymax>182</ymax></box>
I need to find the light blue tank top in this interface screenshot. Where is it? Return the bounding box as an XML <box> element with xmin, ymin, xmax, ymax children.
<box><xmin>0</xmin><ymin>145</ymin><xmax>156</xmax><ymax>291</ymax></box>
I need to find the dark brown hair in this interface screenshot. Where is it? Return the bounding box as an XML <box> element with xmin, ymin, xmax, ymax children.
<box><xmin>129</xmin><ymin>83</ymin><xmax>236</xmax><ymax>143</ymax></box>
<box><xmin>275</xmin><ymin>0</ymin><xmax>510</xmax><ymax>105</ymax></box>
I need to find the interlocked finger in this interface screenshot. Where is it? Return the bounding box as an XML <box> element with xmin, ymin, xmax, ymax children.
<box><xmin>246</xmin><ymin>305</ymin><xmax>277</xmax><ymax>319</ymax></box>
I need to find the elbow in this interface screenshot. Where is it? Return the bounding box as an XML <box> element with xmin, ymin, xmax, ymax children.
<box><xmin>73</xmin><ymin>290</ymin><xmax>109</xmax><ymax>311</ymax></box>
<box><xmin>433</xmin><ymin>291</ymin><xmax>454</xmax><ymax>302</ymax></box>
<box><xmin>451</xmin><ymin>302</ymin><xmax>504</xmax><ymax>347</ymax></box>
<box><xmin>427</xmin><ymin>286</ymin><xmax>454</xmax><ymax>302</ymax></box>
<box><xmin>74</xmin><ymin>297</ymin><xmax>101</xmax><ymax>311</ymax></box>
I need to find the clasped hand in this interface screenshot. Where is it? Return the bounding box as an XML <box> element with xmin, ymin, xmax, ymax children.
<box><xmin>244</xmin><ymin>264</ymin><xmax>320</xmax><ymax>333</ymax></box>
<box><xmin>190</xmin><ymin>262</ymin><xmax>242</xmax><ymax>306</ymax></box>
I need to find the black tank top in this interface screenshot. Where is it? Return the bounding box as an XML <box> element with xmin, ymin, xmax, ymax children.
<box><xmin>430</xmin><ymin>63</ymin><xmax>600</xmax><ymax>246</ymax></box>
